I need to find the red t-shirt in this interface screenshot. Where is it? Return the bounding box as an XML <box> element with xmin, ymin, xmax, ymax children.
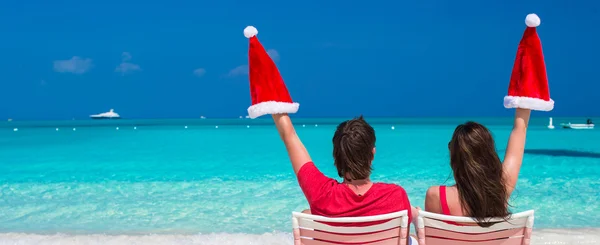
<box><xmin>297</xmin><ymin>162</ymin><xmax>412</xmax><ymax>225</ymax></box>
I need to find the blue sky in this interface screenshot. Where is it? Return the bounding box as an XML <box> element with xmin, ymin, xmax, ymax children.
<box><xmin>1</xmin><ymin>0</ymin><xmax>598</xmax><ymax>120</ymax></box>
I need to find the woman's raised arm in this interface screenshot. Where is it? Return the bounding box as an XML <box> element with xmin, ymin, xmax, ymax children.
<box><xmin>502</xmin><ymin>108</ymin><xmax>531</xmax><ymax>196</ymax></box>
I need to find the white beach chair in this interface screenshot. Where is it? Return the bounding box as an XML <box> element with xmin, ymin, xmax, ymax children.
<box><xmin>292</xmin><ymin>210</ymin><xmax>410</xmax><ymax>245</ymax></box>
<box><xmin>416</xmin><ymin>210</ymin><xmax>535</xmax><ymax>245</ymax></box>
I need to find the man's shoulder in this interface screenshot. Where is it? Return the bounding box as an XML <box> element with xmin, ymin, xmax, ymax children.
<box><xmin>296</xmin><ymin>161</ymin><xmax>340</xmax><ymax>203</ymax></box>
<box><xmin>297</xmin><ymin>162</ymin><xmax>338</xmax><ymax>183</ymax></box>
<box><xmin>374</xmin><ymin>182</ymin><xmax>406</xmax><ymax>189</ymax></box>
<box><xmin>297</xmin><ymin>161</ymin><xmax>317</xmax><ymax>175</ymax></box>
<box><xmin>372</xmin><ymin>183</ymin><xmax>411</xmax><ymax>211</ymax></box>
<box><xmin>373</xmin><ymin>182</ymin><xmax>408</xmax><ymax>195</ymax></box>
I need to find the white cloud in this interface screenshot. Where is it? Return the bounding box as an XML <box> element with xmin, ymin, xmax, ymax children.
<box><xmin>122</xmin><ymin>52</ymin><xmax>132</xmax><ymax>61</ymax></box>
<box><xmin>193</xmin><ymin>68</ymin><xmax>206</xmax><ymax>77</ymax></box>
<box><xmin>115</xmin><ymin>63</ymin><xmax>141</xmax><ymax>74</ymax></box>
<box><xmin>227</xmin><ymin>65</ymin><xmax>248</xmax><ymax>77</ymax></box>
<box><xmin>115</xmin><ymin>52</ymin><xmax>141</xmax><ymax>75</ymax></box>
<box><xmin>53</xmin><ymin>56</ymin><xmax>93</xmax><ymax>74</ymax></box>
<box><xmin>267</xmin><ymin>49</ymin><xmax>280</xmax><ymax>62</ymax></box>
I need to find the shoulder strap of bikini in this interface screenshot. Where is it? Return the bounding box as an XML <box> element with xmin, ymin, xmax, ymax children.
<box><xmin>439</xmin><ymin>185</ymin><xmax>451</xmax><ymax>215</ymax></box>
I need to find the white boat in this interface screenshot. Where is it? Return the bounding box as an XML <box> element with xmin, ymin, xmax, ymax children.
<box><xmin>547</xmin><ymin>117</ymin><xmax>555</xmax><ymax>129</ymax></box>
<box><xmin>560</xmin><ymin>123</ymin><xmax>594</xmax><ymax>129</ymax></box>
<box><xmin>90</xmin><ymin>109</ymin><xmax>121</xmax><ymax>119</ymax></box>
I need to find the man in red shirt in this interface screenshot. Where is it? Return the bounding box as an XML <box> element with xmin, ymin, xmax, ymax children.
<box><xmin>272</xmin><ymin>114</ymin><xmax>415</xmax><ymax>241</ymax></box>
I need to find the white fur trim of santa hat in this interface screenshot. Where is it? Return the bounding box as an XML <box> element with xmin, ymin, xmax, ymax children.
<box><xmin>247</xmin><ymin>101</ymin><xmax>300</xmax><ymax>119</ymax></box>
<box><xmin>504</xmin><ymin>96</ymin><xmax>554</xmax><ymax>111</ymax></box>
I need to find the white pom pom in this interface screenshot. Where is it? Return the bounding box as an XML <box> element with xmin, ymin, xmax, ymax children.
<box><xmin>525</xmin><ymin>14</ymin><xmax>540</xmax><ymax>27</ymax></box>
<box><xmin>244</xmin><ymin>26</ymin><xmax>258</xmax><ymax>38</ymax></box>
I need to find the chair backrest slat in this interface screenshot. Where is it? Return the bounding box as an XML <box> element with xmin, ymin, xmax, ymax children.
<box><xmin>424</xmin><ymin>236</ymin><xmax>525</xmax><ymax>245</ymax></box>
<box><xmin>300</xmin><ymin>227</ymin><xmax>400</xmax><ymax>243</ymax></box>
<box><xmin>300</xmin><ymin>237</ymin><xmax>401</xmax><ymax>245</ymax></box>
<box><xmin>424</xmin><ymin>227</ymin><xmax>525</xmax><ymax>241</ymax></box>
<box><xmin>292</xmin><ymin>210</ymin><xmax>409</xmax><ymax>245</ymax></box>
<box><xmin>417</xmin><ymin>210</ymin><xmax>535</xmax><ymax>245</ymax></box>
<box><xmin>298</xmin><ymin>217</ymin><xmax>402</xmax><ymax>234</ymax></box>
<box><xmin>422</xmin><ymin>216</ymin><xmax>528</xmax><ymax>233</ymax></box>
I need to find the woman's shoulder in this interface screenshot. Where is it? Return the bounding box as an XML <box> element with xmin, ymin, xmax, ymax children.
<box><xmin>424</xmin><ymin>185</ymin><xmax>443</xmax><ymax>213</ymax></box>
<box><xmin>426</xmin><ymin>185</ymin><xmax>441</xmax><ymax>199</ymax></box>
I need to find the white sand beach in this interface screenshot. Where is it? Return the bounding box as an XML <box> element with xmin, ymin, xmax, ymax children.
<box><xmin>531</xmin><ymin>229</ymin><xmax>600</xmax><ymax>245</ymax></box>
<box><xmin>0</xmin><ymin>229</ymin><xmax>598</xmax><ymax>245</ymax></box>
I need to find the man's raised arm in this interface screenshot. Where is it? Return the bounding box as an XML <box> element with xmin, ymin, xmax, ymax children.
<box><xmin>272</xmin><ymin>114</ymin><xmax>311</xmax><ymax>174</ymax></box>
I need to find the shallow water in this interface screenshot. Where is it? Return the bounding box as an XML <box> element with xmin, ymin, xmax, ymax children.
<box><xmin>0</xmin><ymin>118</ymin><xmax>599</xmax><ymax>236</ymax></box>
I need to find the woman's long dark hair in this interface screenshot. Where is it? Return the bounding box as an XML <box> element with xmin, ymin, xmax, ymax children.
<box><xmin>449</xmin><ymin>122</ymin><xmax>510</xmax><ymax>227</ymax></box>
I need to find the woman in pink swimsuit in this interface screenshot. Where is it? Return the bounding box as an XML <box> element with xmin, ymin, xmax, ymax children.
<box><xmin>423</xmin><ymin>108</ymin><xmax>531</xmax><ymax>227</ymax></box>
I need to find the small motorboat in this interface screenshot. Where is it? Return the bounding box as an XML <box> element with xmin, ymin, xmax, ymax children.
<box><xmin>560</xmin><ymin>119</ymin><xmax>594</xmax><ymax>129</ymax></box>
<box><xmin>90</xmin><ymin>109</ymin><xmax>121</xmax><ymax>119</ymax></box>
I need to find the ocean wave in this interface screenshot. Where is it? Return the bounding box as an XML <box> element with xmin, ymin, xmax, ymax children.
<box><xmin>0</xmin><ymin>232</ymin><xmax>293</xmax><ymax>245</ymax></box>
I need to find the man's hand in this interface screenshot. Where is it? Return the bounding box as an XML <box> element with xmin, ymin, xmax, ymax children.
<box><xmin>411</xmin><ymin>206</ymin><xmax>421</xmax><ymax>224</ymax></box>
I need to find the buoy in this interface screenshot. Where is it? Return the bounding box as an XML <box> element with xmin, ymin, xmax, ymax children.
<box><xmin>215</xmin><ymin>126</ymin><xmax>219</xmax><ymax>129</ymax></box>
<box><xmin>13</xmin><ymin>128</ymin><xmax>18</xmax><ymax>132</ymax></box>
<box><xmin>73</xmin><ymin>128</ymin><xmax>76</xmax><ymax>131</ymax></box>
<box><xmin>391</xmin><ymin>126</ymin><xmax>395</xmax><ymax>130</ymax></box>
<box><xmin>247</xmin><ymin>125</ymin><xmax>250</xmax><ymax>128</ymax></box>
<box><xmin>547</xmin><ymin>117</ymin><xmax>555</xmax><ymax>129</ymax></box>
<box><xmin>56</xmin><ymin>128</ymin><xmax>59</xmax><ymax>131</ymax></box>
<box><xmin>315</xmin><ymin>124</ymin><xmax>318</xmax><ymax>127</ymax></box>
<box><xmin>116</xmin><ymin>127</ymin><xmax>119</xmax><ymax>130</ymax></box>
<box><xmin>184</xmin><ymin>126</ymin><xmax>188</xmax><ymax>129</ymax></box>
<box><xmin>302</xmin><ymin>124</ymin><xmax>306</xmax><ymax>127</ymax></box>
<box><xmin>134</xmin><ymin>126</ymin><xmax>137</xmax><ymax>130</ymax></box>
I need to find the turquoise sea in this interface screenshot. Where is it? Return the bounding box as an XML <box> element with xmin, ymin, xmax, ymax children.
<box><xmin>0</xmin><ymin>117</ymin><xmax>599</xmax><ymax>243</ymax></box>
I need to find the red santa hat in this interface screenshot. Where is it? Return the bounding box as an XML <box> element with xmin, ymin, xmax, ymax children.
<box><xmin>244</xmin><ymin>26</ymin><xmax>299</xmax><ymax>119</ymax></box>
<box><xmin>504</xmin><ymin>13</ymin><xmax>554</xmax><ymax>111</ymax></box>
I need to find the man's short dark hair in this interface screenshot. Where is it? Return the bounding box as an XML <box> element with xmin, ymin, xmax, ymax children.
<box><xmin>332</xmin><ymin>115</ymin><xmax>376</xmax><ymax>180</ymax></box>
